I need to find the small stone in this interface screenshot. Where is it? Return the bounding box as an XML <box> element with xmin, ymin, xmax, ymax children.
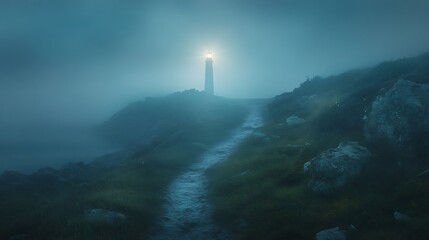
<box><xmin>316</xmin><ymin>227</ymin><xmax>346</xmax><ymax>240</ymax></box>
<box><xmin>394</xmin><ymin>211</ymin><xmax>411</xmax><ymax>222</ymax></box>
<box><xmin>286</xmin><ymin>115</ymin><xmax>306</xmax><ymax>126</ymax></box>
<box><xmin>303</xmin><ymin>162</ymin><xmax>311</xmax><ymax>173</ymax></box>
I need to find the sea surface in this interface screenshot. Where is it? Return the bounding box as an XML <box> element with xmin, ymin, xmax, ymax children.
<box><xmin>0</xmin><ymin>125</ymin><xmax>122</xmax><ymax>174</ymax></box>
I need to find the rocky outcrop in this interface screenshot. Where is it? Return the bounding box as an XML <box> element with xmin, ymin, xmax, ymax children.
<box><xmin>304</xmin><ymin>142</ymin><xmax>371</xmax><ymax>194</ymax></box>
<box><xmin>365</xmin><ymin>79</ymin><xmax>429</xmax><ymax>147</ymax></box>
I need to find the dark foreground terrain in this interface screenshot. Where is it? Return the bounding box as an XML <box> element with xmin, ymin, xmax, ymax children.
<box><xmin>207</xmin><ymin>53</ymin><xmax>429</xmax><ymax>239</ymax></box>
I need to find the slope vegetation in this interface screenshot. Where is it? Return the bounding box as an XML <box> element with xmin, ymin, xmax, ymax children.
<box><xmin>207</xmin><ymin>53</ymin><xmax>429</xmax><ymax>239</ymax></box>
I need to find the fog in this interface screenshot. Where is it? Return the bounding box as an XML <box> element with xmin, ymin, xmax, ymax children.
<box><xmin>1</xmin><ymin>0</ymin><xmax>429</xmax><ymax>172</ymax></box>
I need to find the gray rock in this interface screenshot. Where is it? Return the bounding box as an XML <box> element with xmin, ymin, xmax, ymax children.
<box><xmin>365</xmin><ymin>79</ymin><xmax>429</xmax><ymax>147</ymax></box>
<box><xmin>316</xmin><ymin>227</ymin><xmax>346</xmax><ymax>240</ymax></box>
<box><xmin>305</xmin><ymin>142</ymin><xmax>371</xmax><ymax>194</ymax></box>
<box><xmin>394</xmin><ymin>211</ymin><xmax>411</xmax><ymax>222</ymax></box>
<box><xmin>85</xmin><ymin>208</ymin><xmax>126</xmax><ymax>224</ymax></box>
<box><xmin>303</xmin><ymin>161</ymin><xmax>311</xmax><ymax>173</ymax></box>
<box><xmin>286</xmin><ymin>115</ymin><xmax>306</xmax><ymax>126</ymax></box>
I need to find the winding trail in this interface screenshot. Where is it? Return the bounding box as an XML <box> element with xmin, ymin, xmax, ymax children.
<box><xmin>149</xmin><ymin>106</ymin><xmax>263</xmax><ymax>240</ymax></box>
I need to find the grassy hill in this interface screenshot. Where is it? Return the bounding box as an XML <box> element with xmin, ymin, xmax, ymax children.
<box><xmin>100</xmin><ymin>89</ymin><xmax>248</xmax><ymax>146</ymax></box>
<box><xmin>207</xmin><ymin>53</ymin><xmax>429</xmax><ymax>239</ymax></box>
<box><xmin>0</xmin><ymin>90</ymin><xmax>248</xmax><ymax>240</ymax></box>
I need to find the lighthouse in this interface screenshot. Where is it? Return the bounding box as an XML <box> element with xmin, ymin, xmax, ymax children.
<box><xmin>204</xmin><ymin>52</ymin><xmax>214</xmax><ymax>95</ymax></box>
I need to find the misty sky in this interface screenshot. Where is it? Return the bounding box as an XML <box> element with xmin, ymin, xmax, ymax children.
<box><xmin>1</xmin><ymin>0</ymin><xmax>429</xmax><ymax>126</ymax></box>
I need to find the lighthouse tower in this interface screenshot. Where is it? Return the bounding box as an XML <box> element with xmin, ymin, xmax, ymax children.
<box><xmin>204</xmin><ymin>52</ymin><xmax>214</xmax><ymax>95</ymax></box>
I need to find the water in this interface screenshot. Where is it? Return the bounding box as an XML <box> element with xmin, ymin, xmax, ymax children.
<box><xmin>150</xmin><ymin>106</ymin><xmax>264</xmax><ymax>240</ymax></box>
<box><xmin>0</xmin><ymin>125</ymin><xmax>122</xmax><ymax>174</ymax></box>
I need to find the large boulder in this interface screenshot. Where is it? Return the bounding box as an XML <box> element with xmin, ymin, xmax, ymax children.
<box><xmin>304</xmin><ymin>142</ymin><xmax>371</xmax><ymax>194</ymax></box>
<box><xmin>365</xmin><ymin>79</ymin><xmax>429</xmax><ymax>147</ymax></box>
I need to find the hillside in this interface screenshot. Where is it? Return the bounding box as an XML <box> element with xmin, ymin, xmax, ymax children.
<box><xmin>207</xmin><ymin>53</ymin><xmax>429</xmax><ymax>239</ymax></box>
<box><xmin>100</xmin><ymin>89</ymin><xmax>248</xmax><ymax>146</ymax></box>
<box><xmin>0</xmin><ymin>90</ymin><xmax>249</xmax><ymax>240</ymax></box>
<box><xmin>269</xmin><ymin>52</ymin><xmax>429</xmax><ymax>132</ymax></box>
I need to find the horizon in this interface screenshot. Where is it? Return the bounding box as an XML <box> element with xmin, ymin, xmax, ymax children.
<box><xmin>2</xmin><ymin>0</ymin><xmax>429</xmax><ymax>127</ymax></box>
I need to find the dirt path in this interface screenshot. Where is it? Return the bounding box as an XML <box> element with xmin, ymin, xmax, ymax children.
<box><xmin>149</xmin><ymin>106</ymin><xmax>263</xmax><ymax>240</ymax></box>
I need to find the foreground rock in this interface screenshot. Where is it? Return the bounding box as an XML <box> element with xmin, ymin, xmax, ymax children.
<box><xmin>85</xmin><ymin>209</ymin><xmax>126</xmax><ymax>224</ymax></box>
<box><xmin>316</xmin><ymin>227</ymin><xmax>346</xmax><ymax>240</ymax></box>
<box><xmin>365</xmin><ymin>79</ymin><xmax>429</xmax><ymax>148</ymax></box>
<box><xmin>304</xmin><ymin>142</ymin><xmax>371</xmax><ymax>194</ymax></box>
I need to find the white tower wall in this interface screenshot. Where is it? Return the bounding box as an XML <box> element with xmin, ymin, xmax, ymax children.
<box><xmin>205</xmin><ymin>57</ymin><xmax>214</xmax><ymax>95</ymax></box>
